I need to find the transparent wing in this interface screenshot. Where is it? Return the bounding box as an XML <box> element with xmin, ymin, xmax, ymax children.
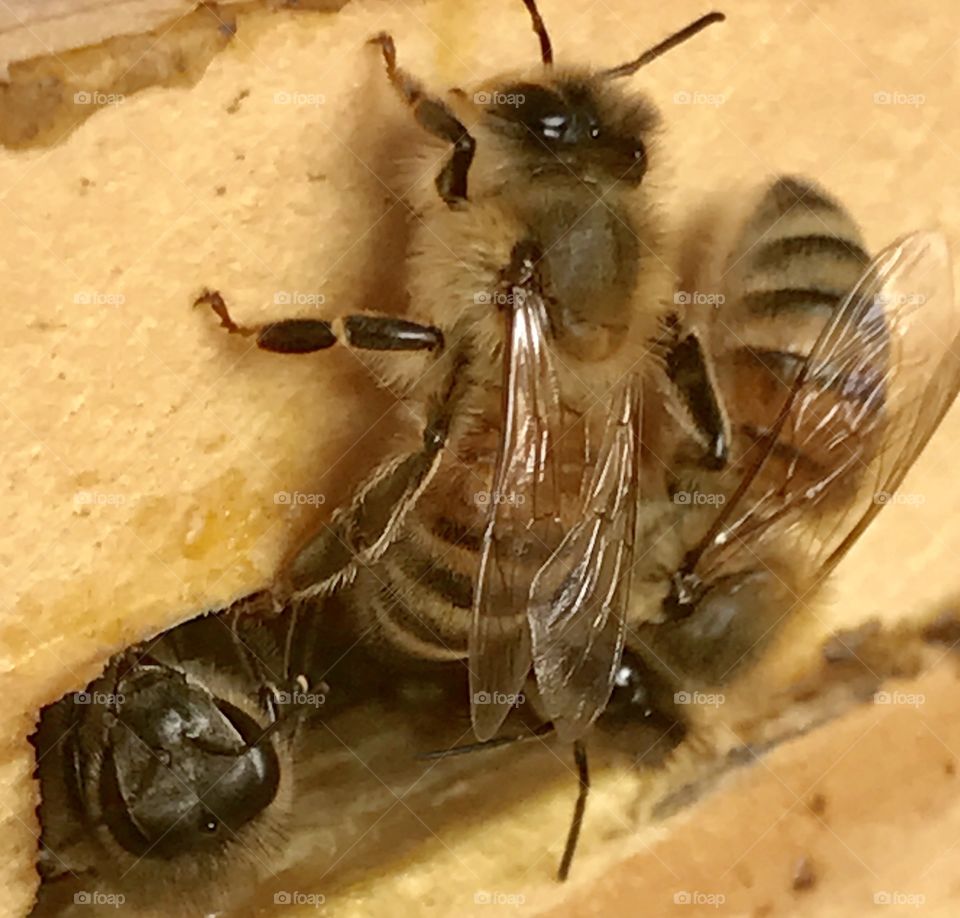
<box><xmin>685</xmin><ymin>231</ymin><xmax>960</xmax><ymax>587</ymax></box>
<box><xmin>528</xmin><ymin>375</ymin><xmax>641</xmax><ymax>742</ymax></box>
<box><xmin>470</xmin><ymin>287</ymin><xmax>566</xmax><ymax>741</ymax></box>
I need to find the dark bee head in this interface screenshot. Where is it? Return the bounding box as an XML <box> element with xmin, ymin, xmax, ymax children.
<box><xmin>96</xmin><ymin>656</ymin><xmax>280</xmax><ymax>858</ymax></box>
<box><xmin>470</xmin><ymin>6</ymin><xmax>724</xmax><ymax>187</ymax></box>
<box><xmin>601</xmin><ymin>650</ymin><xmax>687</xmax><ymax>767</ymax></box>
<box><xmin>33</xmin><ymin>601</ymin><xmax>305</xmax><ymax>912</ymax></box>
<box><xmin>478</xmin><ymin>77</ymin><xmax>656</xmax><ymax>187</ymax></box>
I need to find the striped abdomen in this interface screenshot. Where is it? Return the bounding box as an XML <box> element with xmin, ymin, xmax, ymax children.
<box><xmin>707</xmin><ymin>176</ymin><xmax>886</xmax><ymax>505</ymax></box>
<box><xmin>344</xmin><ymin>392</ymin><xmax>589</xmax><ymax>662</ymax></box>
<box><xmin>349</xmin><ymin>460</ymin><xmax>487</xmax><ymax>660</ymax></box>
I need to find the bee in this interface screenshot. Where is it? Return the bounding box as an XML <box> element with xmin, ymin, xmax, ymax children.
<box><xmin>196</xmin><ymin>0</ymin><xmax>960</xmax><ymax>881</ymax></box>
<box><xmin>197</xmin><ymin>1</ymin><xmax>727</xmax><ymax>740</ymax></box>
<box><xmin>645</xmin><ymin>179</ymin><xmax>959</xmax><ymax>681</ymax></box>
<box><xmin>31</xmin><ymin>594</ymin><xmax>317</xmax><ymax>915</ymax></box>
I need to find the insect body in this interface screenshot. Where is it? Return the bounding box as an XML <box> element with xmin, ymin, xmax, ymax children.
<box><xmin>200</xmin><ymin>3</ymin><xmax>728</xmax><ymax>749</ymax></box>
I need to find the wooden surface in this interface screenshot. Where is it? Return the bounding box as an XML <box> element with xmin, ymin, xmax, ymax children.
<box><xmin>2</xmin><ymin>0</ymin><xmax>960</xmax><ymax>915</ymax></box>
<box><xmin>0</xmin><ymin>1</ymin><xmax>199</xmax><ymax>76</ymax></box>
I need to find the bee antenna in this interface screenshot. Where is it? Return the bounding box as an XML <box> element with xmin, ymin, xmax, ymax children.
<box><xmin>557</xmin><ymin>740</ymin><xmax>589</xmax><ymax>881</ymax></box>
<box><xmin>521</xmin><ymin>0</ymin><xmax>554</xmax><ymax>66</ymax></box>
<box><xmin>419</xmin><ymin>721</ymin><xmax>554</xmax><ymax>760</ymax></box>
<box><xmin>603</xmin><ymin>11</ymin><xmax>725</xmax><ymax>79</ymax></box>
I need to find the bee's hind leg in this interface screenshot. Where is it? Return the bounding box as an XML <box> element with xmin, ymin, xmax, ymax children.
<box><xmin>368</xmin><ymin>32</ymin><xmax>476</xmax><ymax>206</ymax></box>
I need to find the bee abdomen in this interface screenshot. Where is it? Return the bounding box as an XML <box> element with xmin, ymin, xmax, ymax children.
<box><xmin>343</xmin><ymin>553</ymin><xmax>472</xmax><ymax>661</ymax></box>
<box><xmin>371</xmin><ymin>578</ymin><xmax>470</xmax><ymax>660</ymax></box>
<box><xmin>733</xmin><ymin>177</ymin><xmax>868</xmax><ymax>315</ymax></box>
<box><xmin>720</xmin><ymin>175</ymin><xmax>869</xmax><ymax>359</ymax></box>
<box><xmin>341</xmin><ymin>512</ymin><xmax>481</xmax><ymax>660</ymax></box>
<box><xmin>711</xmin><ymin>176</ymin><xmax>882</xmax><ymax>501</ymax></box>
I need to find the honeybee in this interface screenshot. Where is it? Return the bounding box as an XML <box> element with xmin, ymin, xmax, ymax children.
<box><xmin>198</xmin><ymin>2</ymin><xmax>728</xmax><ymax>742</ymax></box>
<box><xmin>195</xmin><ymin>0</ymin><xmax>960</xmax><ymax>882</ymax></box>
<box><xmin>31</xmin><ymin>594</ymin><xmax>316</xmax><ymax>915</ymax></box>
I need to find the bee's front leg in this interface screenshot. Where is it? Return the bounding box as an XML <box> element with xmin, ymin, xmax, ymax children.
<box><xmin>368</xmin><ymin>32</ymin><xmax>476</xmax><ymax>206</ymax></box>
<box><xmin>195</xmin><ymin>289</ymin><xmax>444</xmax><ymax>354</ymax></box>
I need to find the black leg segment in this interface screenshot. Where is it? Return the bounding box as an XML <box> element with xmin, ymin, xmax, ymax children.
<box><xmin>256</xmin><ymin>321</ymin><xmax>337</xmax><ymax>354</ymax></box>
<box><xmin>368</xmin><ymin>32</ymin><xmax>476</xmax><ymax>205</ymax></box>
<box><xmin>196</xmin><ymin>289</ymin><xmax>336</xmax><ymax>354</ymax></box>
<box><xmin>666</xmin><ymin>332</ymin><xmax>728</xmax><ymax>470</ymax></box>
<box><xmin>343</xmin><ymin>315</ymin><xmax>443</xmax><ymax>351</ymax></box>
<box><xmin>558</xmin><ymin>740</ymin><xmax>590</xmax><ymax>881</ymax></box>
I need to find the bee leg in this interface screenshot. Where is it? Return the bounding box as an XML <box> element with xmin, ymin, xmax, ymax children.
<box><xmin>368</xmin><ymin>32</ymin><xmax>476</xmax><ymax>205</ymax></box>
<box><xmin>341</xmin><ymin>314</ymin><xmax>444</xmax><ymax>352</ymax></box>
<box><xmin>282</xmin><ymin>434</ymin><xmax>443</xmax><ymax>598</ymax></box>
<box><xmin>197</xmin><ymin>290</ymin><xmax>444</xmax><ymax>354</ymax></box>
<box><xmin>281</xmin><ymin>370</ymin><xmax>465</xmax><ymax>598</ymax></box>
<box><xmin>557</xmin><ymin>741</ymin><xmax>589</xmax><ymax>881</ymax></box>
<box><xmin>665</xmin><ymin>331</ymin><xmax>728</xmax><ymax>470</ymax></box>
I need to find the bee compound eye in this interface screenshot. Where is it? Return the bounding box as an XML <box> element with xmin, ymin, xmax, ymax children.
<box><xmin>487</xmin><ymin>83</ymin><xmax>571</xmax><ymax>140</ymax></box>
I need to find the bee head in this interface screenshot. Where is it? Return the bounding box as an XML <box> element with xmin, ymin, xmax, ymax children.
<box><xmin>477</xmin><ymin>76</ymin><xmax>657</xmax><ymax>187</ymax></box>
<box><xmin>472</xmin><ymin>4</ymin><xmax>724</xmax><ymax>187</ymax></box>
<box><xmin>94</xmin><ymin>658</ymin><xmax>281</xmax><ymax>859</ymax></box>
<box><xmin>602</xmin><ymin>650</ymin><xmax>687</xmax><ymax>765</ymax></box>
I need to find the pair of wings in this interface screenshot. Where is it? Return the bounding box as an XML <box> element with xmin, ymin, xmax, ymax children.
<box><xmin>470</xmin><ymin>231</ymin><xmax>960</xmax><ymax>744</ymax></box>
